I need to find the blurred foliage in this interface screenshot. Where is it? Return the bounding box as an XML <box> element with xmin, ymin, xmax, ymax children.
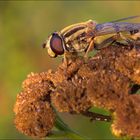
<box><xmin>0</xmin><ymin>1</ymin><xmax>140</xmax><ymax>139</ymax></box>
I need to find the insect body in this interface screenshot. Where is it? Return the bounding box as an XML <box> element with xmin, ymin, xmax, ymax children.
<box><xmin>43</xmin><ymin>16</ymin><xmax>140</xmax><ymax>59</ymax></box>
<box><xmin>43</xmin><ymin>20</ymin><xmax>96</xmax><ymax>58</ymax></box>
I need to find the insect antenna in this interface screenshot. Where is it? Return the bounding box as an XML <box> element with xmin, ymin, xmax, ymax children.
<box><xmin>110</xmin><ymin>15</ymin><xmax>140</xmax><ymax>23</ymax></box>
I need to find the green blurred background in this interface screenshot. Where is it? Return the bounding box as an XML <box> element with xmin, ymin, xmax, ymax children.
<box><xmin>1</xmin><ymin>1</ymin><xmax>140</xmax><ymax>139</ymax></box>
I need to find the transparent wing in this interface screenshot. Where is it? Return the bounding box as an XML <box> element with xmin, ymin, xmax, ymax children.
<box><xmin>94</xmin><ymin>15</ymin><xmax>140</xmax><ymax>36</ymax></box>
<box><xmin>95</xmin><ymin>22</ymin><xmax>140</xmax><ymax>36</ymax></box>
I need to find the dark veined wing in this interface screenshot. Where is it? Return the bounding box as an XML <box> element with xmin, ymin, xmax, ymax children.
<box><xmin>95</xmin><ymin>22</ymin><xmax>140</xmax><ymax>36</ymax></box>
<box><xmin>94</xmin><ymin>15</ymin><xmax>140</xmax><ymax>36</ymax></box>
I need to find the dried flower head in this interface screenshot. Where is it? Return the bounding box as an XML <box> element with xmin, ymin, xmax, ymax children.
<box><xmin>14</xmin><ymin>72</ymin><xmax>53</xmax><ymax>114</ymax></box>
<box><xmin>51</xmin><ymin>75</ymin><xmax>92</xmax><ymax>113</ymax></box>
<box><xmin>14</xmin><ymin>43</ymin><xmax>140</xmax><ymax>139</ymax></box>
<box><xmin>115</xmin><ymin>47</ymin><xmax>140</xmax><ymax>84</ymax></box>
<box><xmin>112</xmin><ymin>94</ymin><xmax>140</xmax><ymax>137</ymax></box>
<box><xmin>14</xmin><ymin>72</ymin><xmax>55</xmax><ymax>137</ymax></box>
<box><xmin>15</xmin><ymin>100</ymin><xmax>55</xmax><ymax>138</ymax></box>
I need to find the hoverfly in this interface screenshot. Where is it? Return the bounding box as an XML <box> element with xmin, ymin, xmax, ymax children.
<box><xmin>42</xmin><ymin>15</ymin><xmax>140</xmax><ymax>62</ymax></box>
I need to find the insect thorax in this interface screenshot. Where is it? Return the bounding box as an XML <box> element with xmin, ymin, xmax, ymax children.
<box><xmin>64</xmin><ymin>31</ymin><xmax>90</xmax><ymax>53</ymax></box>
<box><xmin>60</xmin><ymin>20</ymin><xmax>96</xmax><ymax>53</ymax></box>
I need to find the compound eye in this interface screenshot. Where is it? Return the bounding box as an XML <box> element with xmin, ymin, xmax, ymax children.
<box><xmin>50</xmin><ymin>33</ymin><xmax>64</xmax><ymax>55</ymax></box>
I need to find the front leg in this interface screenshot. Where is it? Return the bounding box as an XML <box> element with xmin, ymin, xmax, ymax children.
<box><xmin>63</xmin><ymin>52</ymin><xmax>69</xmax><ymax>67</ymax></box>
<box><xmin>63</xmin><ymin>51</ymin><xmax>78</xmax><ymax>68</ymax></box>
<box><xmin>84</xmin><ymin>38</ymin><xmax>95</xmax><ymax>58</ymax></box>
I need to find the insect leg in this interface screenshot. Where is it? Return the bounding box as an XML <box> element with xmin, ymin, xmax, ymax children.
<box><xmin>131</xmin><ymin>31</ymin><xmax>140</xmax><ymax>39</ymax></box>
<box><xmin>63</xmin><ymin>51</ymin><xmax>79</xmax><ymax>67</ymax></box>
<box><xmin>119</xmin><ymin>33</ymin><xmax>138</xmax><ymax>48</ymax></box>
<box><xmin>84</xmin><ymin>38</ymin><xmax>94</xmax><ymax>57</ymax></box>
<box><xmin>63</xmin><ymin>52</ymin><xmax>68</xmax><ymax>67</ymax></box>
<box><xmin>82</xmin><ymin>111</ymin><xmax>111</xmax><ymax>122</ymax></box>
<box><xmin>130</xmin><ymin>32</ymin><xmax>140</xmax><ymax>48</ymax></box>
<box><xmin>130</xmin><ymin>29</ymin><xmax>139</xmax><ymax>35</ymax></box>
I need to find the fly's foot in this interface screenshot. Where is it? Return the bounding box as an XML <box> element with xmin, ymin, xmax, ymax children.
<box><xmin>83</xmin><ymin>54</ymin><xmax>89</xmax><ymax>62</ymax></box>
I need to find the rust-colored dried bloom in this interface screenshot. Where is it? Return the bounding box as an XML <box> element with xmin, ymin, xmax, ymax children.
<box><xmin>14</xmin><ymin>72</ymin><xmax>56</xmax><ymax>137</ymax></box>
<box><xmin>112</xmin><ymin>94</ymin><xmax>140</xmax><ymax>138</ymax></box>
<box><xmin>86</xmin><ymin>45</ymin><xmax>140</xmax><ymax>138</ymax></box>
<box><xmin>51</xmin><ymin>75</ymin><xmax>92</xmax><ymax>113</ymax></box>
<box><xmin>78</xmin><ymin>46</ymin><xmax>132</xmax><ymax>110</ymax></box>
<box><xmin>87</xmin><ymin>70</ymin><xmax>130</xmax><ymax>110</ymax></box>
<box><xmin>15</xmin><ymin>100</ymin><xmax>55</xmax><ymax>138</ymax></box>
<box><xmin>115</xmin><ymin>47</ymin><xmax>140</xmax><ymax>84</ymax></box>
<box><xmin>14</xmin><ymin>42</ymin><xmax>140</xmax><ymax>139</ymax></box>
<box><xmin>47</xmin><ymin>56</ymin><xmax>92</xmax><ymax>113</ymax></box>
<box><xmin>14</xmin><ymin>72</ymin><xmax>53</xmax><ymax>114</ymax></box>
<box><xmin>46</xmin><ymin>57</ymin><xmax>84</xmax><ymax>86</ymax></box>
